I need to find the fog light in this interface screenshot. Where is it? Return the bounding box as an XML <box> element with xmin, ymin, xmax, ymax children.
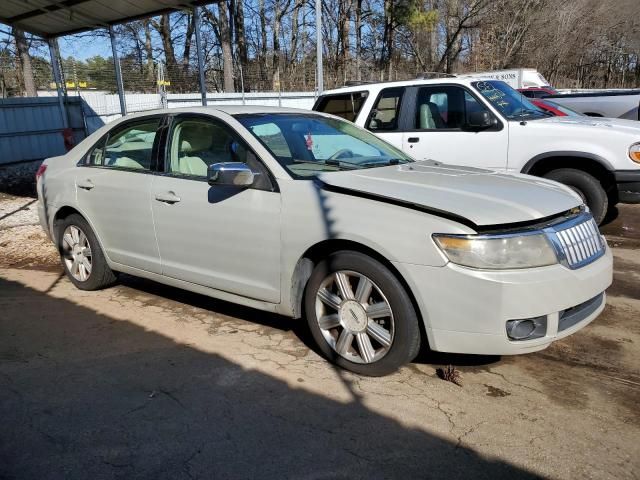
<box><xmin>506</xmin><ymin>316</ymin><xmax>547</xmax><ymax>341</ymax></box>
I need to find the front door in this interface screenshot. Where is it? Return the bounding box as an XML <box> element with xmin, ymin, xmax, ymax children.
<box><xmin>76</xmin><ymin>116</ymin><xmax>162</xmax><ymax>273</ymax></box>
<box><xmin>151</xmin><ymin>114</ymin><xmax>281</xmax><ymax>303</ymax></box>
<box><xmin>362</xmin><ymin>86</ymin><xmax>406</xmax><ymax>150</ymax></box>
<box><xmin>401</xmin><ymin>85</ymin><xmax>509</xmax><ymax>170</ymax></box>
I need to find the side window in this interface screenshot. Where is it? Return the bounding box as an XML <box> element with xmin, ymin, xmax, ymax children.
<box><xmin>415</xmin><ymin>86</ymin><xmax>488</xmax><ymax>130</ymax></box>
<box><xmin>87</xmin><ymin>136</ymin><xmax>107</xmax><ymax>166</ymax></box>
<box><xmin>367</xmin><ymin>88</ymin><xmax>404</xmax><ymax>131</ymax></box>
<box><xmin>93</xmin><ymin>119</ymin><xmax>159</xmax><ymax>170</ymax></box>
<box><xmin>168</xmin><ymin>117</ymin><xmax>273</xmax><ymax>191</ymax></box>
<box><xmin>315</xmin><ymin>92</ymin><xmax>368</xmax><ymax>121</ymax></box>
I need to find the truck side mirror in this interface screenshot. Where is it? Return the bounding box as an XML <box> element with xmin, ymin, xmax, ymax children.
<box><xmin>466</xmin><ymin>111</ymin><xmax>497</xmax><ymax>130</ymax></box>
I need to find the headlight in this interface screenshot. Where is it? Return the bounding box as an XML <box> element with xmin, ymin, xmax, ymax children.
<box><xmin>433</xmin><ymin>233</ymin><xmax>558</xmax><ymax>269</ymax></box>
<box><xmin>630</xmin><ymin>143</ymin><xmax>640</xmax><ymax>164</ymax></box>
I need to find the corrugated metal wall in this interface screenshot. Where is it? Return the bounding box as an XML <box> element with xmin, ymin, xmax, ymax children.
<box><xmin>0</xmin><ymin>91</ymin><xmax>317</xmax><ymax>166</ymax></box>
<box><xmin>0</xmin><ymin>97</ymin><xmax>86</xmax><ymax>166</ymax></box>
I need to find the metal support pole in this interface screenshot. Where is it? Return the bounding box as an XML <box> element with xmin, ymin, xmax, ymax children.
<box><xmin>109</xmin><ymin>26</ymin><xmax>127</xmax><ymax>116</ymax></box>
<box><xmin>48</xmin><ymin>37</ymin><xmax>68</xmax><ymax>128</ymax></box>
<box><xmin>315</xmin><ymin>0</ymin><xmax>323</xmax><ymax>95</ymax></box>
<box><xmin>193</xmin><ymin>6</ymin><xmax>207</xmax><ymax>106</ymax></box>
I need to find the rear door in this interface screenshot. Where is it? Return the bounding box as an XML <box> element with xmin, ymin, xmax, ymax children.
<box><xmin>400</xmin><ymin>85</ymin><xmax>509</xmax><ymax>170</ymax></box>
<box><xmin>76</xmin><ymin>116</ymin><xmax>162</xmax><ymax>273</ymax></box>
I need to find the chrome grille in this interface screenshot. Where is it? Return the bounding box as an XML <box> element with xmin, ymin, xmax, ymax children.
<box><xmin>552</xmin><ymin>217</ymin><xmax>605</xmax><ymax>268</ymax></box>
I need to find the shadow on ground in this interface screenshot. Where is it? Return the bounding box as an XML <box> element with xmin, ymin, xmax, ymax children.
<box><xmin>0</xmin><ymin>276</ymin><xmax>538</xmax><ymax>479</ymax></box>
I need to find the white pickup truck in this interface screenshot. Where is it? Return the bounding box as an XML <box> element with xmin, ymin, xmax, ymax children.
<box><xmin>313</xmin><ymin>78</ymin><xmax>640</xmax><ymax>223</ymax></box>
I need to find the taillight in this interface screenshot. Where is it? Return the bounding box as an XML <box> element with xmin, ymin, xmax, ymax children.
<box><xmin>35</xmin><ymin>164</ymin><xmax>47</xmax><ymax>181</ymax></box>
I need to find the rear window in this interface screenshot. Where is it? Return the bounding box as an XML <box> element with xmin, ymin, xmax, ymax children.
<box><xmin>313</xmin><ymin>92</ymin><xmax>368</xmax><ymax>121</ymax></box>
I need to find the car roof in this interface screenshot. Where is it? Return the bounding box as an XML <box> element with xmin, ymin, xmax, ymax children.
<box><xmin>320</xmin><ymin>77</ymin><xmax>477</xmax><ymax>95</ymax></box>
<box><xmin>117</xmin><ymin>105</ymin><xmax>314</xmax><ymax>120</ymax></box>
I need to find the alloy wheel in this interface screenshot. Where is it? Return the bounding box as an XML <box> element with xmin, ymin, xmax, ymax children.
<box><xmin>315</xmin><ymin>270</ymin><xmax>394</xmax><ymax>364</ymax></box>
<box><xmin>61</xmin><ymin>225</ymin><xmax>92</xmax><ymax>282</ymax></box>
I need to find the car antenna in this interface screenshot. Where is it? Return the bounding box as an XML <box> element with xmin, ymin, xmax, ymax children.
<box><xmin>519</xmin><ymin>89</ymin><xmax>527</xmax><ymax>126</ymax></box>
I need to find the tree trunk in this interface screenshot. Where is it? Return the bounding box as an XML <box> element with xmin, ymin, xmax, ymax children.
<box><xmin>355</xmin><ymin>0</ymin><xmax>362</xmax><ymax>81</ymax></box>
<box><xmin>272</xmin><ymin>1</ymin><xmax>281</xmax><ymax>91</ymax></box>
<box><xmin>234</xmin><ymin>0</ymin><xmax>248</xmax><ymax>90</ymax></box>
<box><xmin>182</xmin><ymin>13</ymin><xmax>195</xmax><ymax>75</ymax></box>
<box><xmin>13</xmin><ymin>28</ymin><xmax>37</xmax><ymax>97</ymax></box>
<box><xmin>143</xmin><ymin>21</ymin><xmax>155</xmax><ymax>86</ymax></box>
<box><xmin>259</xmin><ymin>0</ymin><xmax>268</xmax><ymax>87</ymax></box>
<box><xmin>382</xmin><ymin>0</ymin><xmax>394</xmax><ymax>80</ymax></box>
<box><xmin>217</xmin><ymin>1</ymin><xmax>235</xmax><ymax>92</ymax></box>
<box><xmin>154</xmin><ymin>14</ymin><xmax>178</xmax><ymax>86</ymax></box>
<box><xmin>339</xmin><ymin>0</ymin><xmax>351</xmax><ymax>83</ymax></box>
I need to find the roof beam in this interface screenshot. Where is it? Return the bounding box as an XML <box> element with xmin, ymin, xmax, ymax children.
<box><xmin>0</xmin><ymin>0</ymin><xmax>211</xmax><ymax>38</ymax></box>
<box><xmin>5</xmin><ymin>0</ymin><xmax>93</xmax><ymax>23</ymax></box>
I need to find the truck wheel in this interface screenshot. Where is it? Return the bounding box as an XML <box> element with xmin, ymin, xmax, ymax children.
<box><xmin>544</xmin><ymin>168</ymin><xmax>608</xmax><ymax>224</ymax></box>
<box><xmin>304</xmin><ymin>250</ymin><xmax>421</xmax><ymax>376</ymax></box>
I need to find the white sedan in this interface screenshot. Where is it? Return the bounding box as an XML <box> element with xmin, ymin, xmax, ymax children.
<box><xmin>36</xmin><ymin>106</ymin><xmax>612</xmax><ymax>376</ymax></box>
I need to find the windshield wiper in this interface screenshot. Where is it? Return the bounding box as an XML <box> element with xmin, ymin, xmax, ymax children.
<box><xmin>358</xmin><ymin>158</ymin><xmax>406</xmax><ymax>168</ymax></box>
<box><xmin>292</xmin><ymin>159</ymin><xmax>356</xmax><ymax>170</ymax></box>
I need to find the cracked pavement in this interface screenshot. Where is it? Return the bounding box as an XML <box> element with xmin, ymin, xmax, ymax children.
<box><xmin>0</xmin><ymin>193</ymin><xmax>638</xmax><ymax>479</ymax></box>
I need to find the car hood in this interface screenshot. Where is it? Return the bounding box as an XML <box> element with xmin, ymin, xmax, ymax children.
<box><xmin>318</xmin><ymin>161</ymin><xmax>582</xmax><ymax>228</ymax></box>
<box><xmin>535</xmin><ymin>115</ymin><xmax>640</xmax><ymax>134</ymax></box>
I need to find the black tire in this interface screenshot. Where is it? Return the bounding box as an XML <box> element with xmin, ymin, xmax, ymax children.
<box><xmin>57</xmin><ymin>214</ymin><xmax>117</xmax><ymax>290</ymax></box>
<box><xmin>304</xmin><ymin>251</ymin><xmax>421</xmax><ymax>376</ymax></box>
<box><xmin>544</xmin><ymin>168</ymin><xmax>608</xmax><ymax>224</ymax></box>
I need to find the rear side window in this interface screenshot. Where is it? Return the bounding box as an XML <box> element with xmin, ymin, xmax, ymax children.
<box><xmin>314</xmin><ymin>92</ymin><xmax>368</xmax><ymax>122</ymax></box>
<box><xmin>87</xmin><ymin>119</ymin><xmax>160</xmax><ymax>171</ymax></box>
<box><xmin>367</xmin><ymin>87</ymin><xmax>404</xmax><ymax>131</ymax></box>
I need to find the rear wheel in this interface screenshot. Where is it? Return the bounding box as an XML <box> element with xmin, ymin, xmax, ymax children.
<box><xmin>58</xmin><ymin>214</ymin><xmax>117</xmax><ymax>290</ymax></box>
<box><xmin>304</xmin><ymin>251</ymin><xmax>421</xmax><ymax>376</ymax></box>
<box><xmin>544</xmin><ymin>168</ymin><xmax>608</xmax><ymax>224</ymax></box>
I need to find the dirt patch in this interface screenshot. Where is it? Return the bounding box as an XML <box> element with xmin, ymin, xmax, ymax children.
<box><xmin>502</xmin><ymin>329</ymin><xmax>640</xmax><ymax>424</ymax></box>
<box><xmin>484</xmin><ymin>384</ymin><xmax>511</xmax><ymax>397</ymax></box>
<box><xmin>0</xmin><ymin>225</ymin><xmax>58</xmax><ymax>269</ymax></box>
<box><xmin>608</xmin><ymin>257</ymin><xmax>640</xmax><ymax>300</ymax></box>
<box><xmin>594</xmin><ymin>303</ymin><xmax>640</xmax><ymax>336</ymax></box>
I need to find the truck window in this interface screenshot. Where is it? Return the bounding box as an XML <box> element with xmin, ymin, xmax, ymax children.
<box><xmin>367</xmin><ymin>87</ymin><xmax>405</xmax><ymax>131</ymax></box>
<box><xmin>414</xmin><ymin>86</ymin><xmax>487</xmax><ymax>130</ymax></box>
<box><xmin>314</xmin><ymin>92</ymin><xmax>368</xmax><ymax>122</ymax></box>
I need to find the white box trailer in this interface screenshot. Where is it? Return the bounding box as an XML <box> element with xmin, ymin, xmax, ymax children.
<box><xmin>458</xmin><ymin>68</ymin><xmax>552</xmax><ymax>89</ymax></box>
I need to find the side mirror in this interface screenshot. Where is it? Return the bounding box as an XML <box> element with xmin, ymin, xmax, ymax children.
<box><xmin>207</xmin><ymin>162</ymin><xmax>254</xmax><ymax>187</ymax></box>
<box><xmin>466</xmin><ymin>111</ymin><xmax>497</xmax><ymax>130</ymax></box>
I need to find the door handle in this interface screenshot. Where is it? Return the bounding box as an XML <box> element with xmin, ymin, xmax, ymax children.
<box><xmin>155</xmin><ymin>191</ymin><xmax>181</xmax><ymax>204</ymax></box>
<box><xmin>407</xmin><ymin>137</ymin><xmax>420</xmax><ymax>143</ymax></box>
<box><xmin>77</xmin><ymin>179</ymin><xmax>95</xmax><ymax>190</ymax></box>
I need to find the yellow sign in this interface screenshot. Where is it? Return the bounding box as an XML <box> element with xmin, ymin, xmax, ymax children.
<box><xmin>65</xmin><ymin>81</ymin><xmax>88</xmax><ymax>88</ymax></box>
<box><xmin>157</xmin><ymin>80</ymin><xmax>171</xmax><ymax>86</ymax></box>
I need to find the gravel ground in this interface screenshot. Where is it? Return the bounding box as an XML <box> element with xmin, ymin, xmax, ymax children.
<box><xmin>0</xmin><ymin>193</ymin><xmax>638</xmax><ymax>480</ymax></box>
<box><xmin>0</xmin><ymin>193</ymin><xmax>58</xmax><ymax>269</ymax></box>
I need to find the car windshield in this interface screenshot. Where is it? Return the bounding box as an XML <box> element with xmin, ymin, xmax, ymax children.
<box><xmin>235</xmin><ymin>113</ymin><xmax>414</xmax><ymax>178</ymax></box>
<box><xmin>472</xmin><ymin>81</ymin><xmax>550</xmax><ymax>120</ymax></box>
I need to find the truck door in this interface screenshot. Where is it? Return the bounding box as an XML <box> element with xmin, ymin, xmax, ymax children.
<box><xmin>400</xmin><ymin>85</ymin><xmax>509</xmax><ymax>170</ymax></box>
<box><xmin>362</xmin><ymin>87</ymin><xmax>406</xmax><ymax>150</ymax></box>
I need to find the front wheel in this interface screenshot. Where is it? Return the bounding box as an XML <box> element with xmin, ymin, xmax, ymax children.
<box><xmin>304</xmin><ymin>251</ymin><xmax>421</xmax><ymax>376</ymax></box>
<box><xmin>544</xmin><ymin>168</ymin><xmax>608</xmax><ymax>224</ymax></box>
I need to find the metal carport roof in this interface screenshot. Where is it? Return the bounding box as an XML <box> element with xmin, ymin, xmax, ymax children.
<box><xmin>0</xmin><ymin>0</ymin><xmax>209</xmax><ymax>38</ymax></box>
